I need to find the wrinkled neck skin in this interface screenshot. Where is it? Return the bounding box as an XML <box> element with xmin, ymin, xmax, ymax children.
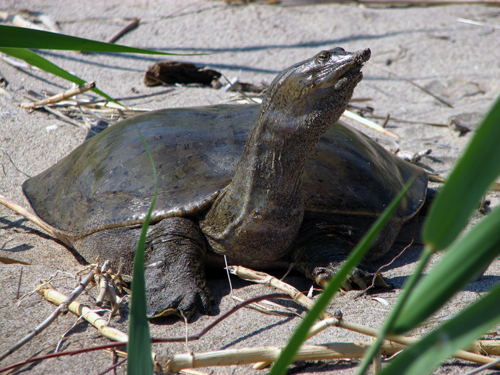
<box><xmin>200</xmin><ymin>97</ymin><xmax>345</xmax><ymax>263</ymax></box>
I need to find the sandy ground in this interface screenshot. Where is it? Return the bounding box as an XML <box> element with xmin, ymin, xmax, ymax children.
<box><xmin>1</xmin><ymin>1</ymin><xmax>500</xmax><ymax>374</ymax></box>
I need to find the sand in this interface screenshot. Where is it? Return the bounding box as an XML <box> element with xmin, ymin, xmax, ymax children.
<box><xmin>1</xmin><ymin>1</ymin><xmax>500</xmax><ymax>373</ymax></box>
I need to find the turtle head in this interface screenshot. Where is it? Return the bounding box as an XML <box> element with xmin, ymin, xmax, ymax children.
<box><xmin>260</xmin><ymin>47</ymin><xmax>370</xmax><ymax>136</ymax></box>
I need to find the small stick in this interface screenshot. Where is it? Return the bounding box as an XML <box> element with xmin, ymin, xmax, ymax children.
<box><xmin>95</xmin><ymin>261</ymin><xmax>111</xmax><ymax>307</ymax></box>
<box><xmin>228</xmin><ymin>265</ymin><xmax>331</xmax><ymax>320</ymax></box>
<box><xmin>36</xmin><ymin>13</ymin><xmax>62</xmax><ymax>33</ymax></box>
<box><xmin>364</xmin><ymin>114</ymin><xmax>449</xmax><ymax>127</ymax></box>
<box><xmin>107</xmin><ymin>18</ymin><xmax>140</xmax><ymax>44</ymax></box>
<box><xmin>0</xmin><ymin>54</ymin><xmax>34</xmax><ymax>70</ymax></box>
<box><xmin>42</xmin><ymin>106</ymin><xmax>82</xmax><ymax>127</ymax></box>
<box><xmin>16</xmin><ymin>267</ymin><xmax>23</xmax><ymax>299</ymax></box>
<box><xmin>368</xmin><ymin>61</ymin><xmax>454</xmax><ymax>108</ymax></box>
<box><xmin>0</xmin><ymin>268</ymin><xmax>97</xmax><ymax>362</ymax></box>
<box><xmin>0</xmin><ymin>193</ymin><xmax>72</xmax><ymax>247</ymax></box>
<box><xmin>457</xmin><ymin>17</ymin><xmax>500</xmax><ymax>30</ymax></box>
<box><xmin>40</xmin><ymin>286</ymin><xmax>128</xmax><ymax>342</ymax></box>
<box><xmin>20</xmin><ymin>82</ymin><xmax>96</xmax><ymax>109</ymax></box>
<box><xmin>0</xmin><ymin>147</ymin><xmax>31</xmax><ymax>177</ymax></box>
<box><xmin>11</xmin><ymin>14</ymin><xmax>46</xmax><ymax>31</ymax></box>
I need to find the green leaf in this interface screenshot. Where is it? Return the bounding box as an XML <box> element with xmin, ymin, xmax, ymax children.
<box><xmin>423</xmin><ymin>95</ymin><xmax>500</xmax><ymax>250</ymax></box>
<box><xmin>127</xmin><ymin>127</ymin><xmax>157</xmax><ymax>375</ymax></box>
<box><xmin>380</xmin><ymin>281</ymin><xmax>500</xmax><ymax>375</ymax></box>
<box><xmin>0</xmin><ymin>25</ymin><xmax>190</xmax><ymax>55</ymax></box>
<box><xmin>391</xmin><ymin>205</ymin><xmax>500</xmax><ymax>334</ymax></box>
<box><xmin>0</xmin><ymin>47</ymin><xmax>116</xmax><ymax>102</ymax></box>
<box><xmin>269</xmin><ymin>176</ymin><xmax>417</xmax><ymax>375</ymax></box>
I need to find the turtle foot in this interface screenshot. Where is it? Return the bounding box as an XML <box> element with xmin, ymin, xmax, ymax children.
<box><xmin>313</xmin><ymin>265</ymin><xmax>391</xmax><ymax>290</ymax></box>
<box><xmin>146</xmin><ymin>276</ymin><xmax>213</xmax><ymax>319</ymax></box>
<box><xmin>144</xmin><ymin>217</ymin><xmax>213</xmax><ymax>320</ymax></box>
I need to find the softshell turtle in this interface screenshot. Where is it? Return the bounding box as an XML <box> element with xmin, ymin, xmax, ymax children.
<box><xmin>22</xmin><ymin>48</ymin><xmax>427</xmax><ymax>318</ymax></box>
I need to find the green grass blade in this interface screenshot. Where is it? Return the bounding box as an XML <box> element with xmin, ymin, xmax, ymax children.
<box><xmin>391</xmin><ymin>205</ymin><xmax>500</xmax><ymax>334</ymax></box>
<box><xmin>423</xmin><ymin>94</ymin><xmax>500</xmax><ymax>250</ymax></box>
<box><xmin>380</xmin><ymin>281</ymin><xmax>500</xmax><ymax>375</ymax></box>
<box><xmin>268</xmin><ymin>176</ymin><xmax>417</xmax><ymax>375</ymax></box>
<box><xmin>0</xmin><ymin>25</ymin><xmax>193</xmax><ymax>55</ymax></box>
<box><xmin>0</xmin><ymin>47</ymin><xmax>116</xmax><ymax>102</ymax></box>
<box><xmin>127</xmin><ymin>127</ymin><xmax>157</xmax><ymax>375</ymax></box>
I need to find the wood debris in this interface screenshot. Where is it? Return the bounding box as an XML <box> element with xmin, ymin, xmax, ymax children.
<box><xmin>144</xmin><ymin>61</ymin><xmax>221</xmax><ymax>87</ymax></box>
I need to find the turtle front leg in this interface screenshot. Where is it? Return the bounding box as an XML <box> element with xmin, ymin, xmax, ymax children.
<box><xmin>291</xmin><ymin>216</ymin><xmax>395</xmax><ymax>290</ymax></box>
<box><xmin>144</xmin><ymin>217</ymin><xmax>213</xmax><ymax>319</ymax></box>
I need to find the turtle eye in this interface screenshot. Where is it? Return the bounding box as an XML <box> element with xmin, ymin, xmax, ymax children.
<box><xmin>317</xmin><ymin>51</ymin><xmax>331</xmax><ymax>63</ymax></box>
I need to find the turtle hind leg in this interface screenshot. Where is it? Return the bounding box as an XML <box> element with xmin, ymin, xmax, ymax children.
<box><xmin>144</xmin><ymin>216</ymin><xmax>213</xmax><ymax>319</ymax></box>
<box><xmin>290</xmin><ymin>214</ymin><xmax>401</xmax><ymax>290</ymax></box>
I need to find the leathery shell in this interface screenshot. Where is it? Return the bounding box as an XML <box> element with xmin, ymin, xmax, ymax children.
<box><xmin>23</xmin><ymin>103</ymin><xmax>426</xmax><ymax>239</ymax></box>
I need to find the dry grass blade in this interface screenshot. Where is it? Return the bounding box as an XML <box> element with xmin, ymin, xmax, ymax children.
<box><xmin>0</xmin><ymin>268</ymin><xmax>96</xmax><ymax>363</ymax></box>
<box><xmin>20</xmin><ymin>82</ymin><xmax>96</xmax><ymax>109</ymax></box>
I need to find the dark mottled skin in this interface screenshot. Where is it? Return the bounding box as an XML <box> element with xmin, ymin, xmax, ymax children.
<box><xmin>23</xmin><ymin>48</ymin><xmax>427</xmax><ymax>318</ymax></box>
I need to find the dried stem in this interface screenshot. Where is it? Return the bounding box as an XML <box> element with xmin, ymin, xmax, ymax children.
<box><xmin>227</xmin><ymin>265</ymin><xmax>331</xmax><ymax>319</ymax></box>
<box><xmin>230</xmin><ymin>265</ymin><xmax>500</xmax><ymax>368</ymax></box>
<box><xmin>0</xmin><ymin>193</ymin><xmax>72</xmax><ymax>247</ymax></box>
<box><xmin>20</xmin><ymin>82</ymin><xmax>96</xmax><ymax>109</ymax></box>
<box><xmin>40</xmin><ymin>287</ymin><xmax>128</xmax><ymax>342</ymax></box>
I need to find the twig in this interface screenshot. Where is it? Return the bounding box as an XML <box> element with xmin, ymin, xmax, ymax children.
<box><xmin>368</xmin><ymin>61</ymin><xmax>454</xmax><ymax>108</ymax></box>
<box><xmin>231</xmin><ymin>294</ymin><xmax>299</xmax><ymax>317</ymax></box>
<box><xmin>463</xmin><ymin>357</ymin><xmax>500</xmax><ymax>375</ymax></box>
<box><xmin>42</xmin><ymin>105</ymin><xmax>82</xmax><ymax>127</ymax></box>
<box><xmin>36</xmin><ymin>13</ymin><xmax>62</xmax><ymax>33</ymax></box>
<box><xmin>16</xmin><ymin>267</ymin><xmax>23</xmax><ymax>299</ymax></box>
<box><xmin>0</xmin><ymin>268</ymin><xmax>97</xmax><ymax>362</ymax></box>
<box><xmin>0</xmin><ymin>54</ymin><xmax>35</xmax><ymax>70</ymax></box>
<box><xmin>10</xmin><ymin>14</ymin><xmax>46</xmax><ymax>31</ymax></box>
<box><xmin>228</xmin><ymin>265</ymin><xmax>331</xmax><ymax>319</ymax></box>
<box><xmin>20</xmin><ymin>82</ymin><xmax>96</xmax><ymax>109</ymax></box>
<box><xmin>0</xmin><ymin>147</ymin><xmax>31</xmax><ymax>177</ymax></box>
<box><xmin>107</xmin><ymin>18</ymin><xmax>140</xmax><ymax>44</ymax></box>
<box><xmin>98</xmin><ymin>358</ymin><xmax>127</xmax><ymax>375</ymax></box>
<box><xmin>364</xmin><ymin>114</ymin><xmax>449</xmax><ymax>127</ymax></box>
<box><xmin>40</xmin><ymin>287</ymin><xmax>128</xmax><ymax>342</ymax></box>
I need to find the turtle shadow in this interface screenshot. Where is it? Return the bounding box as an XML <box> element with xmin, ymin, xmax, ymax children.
<box><xmin>0</xmin><ymin>216</ymin><xmax>88</xmax><ymax>264</ymax></box>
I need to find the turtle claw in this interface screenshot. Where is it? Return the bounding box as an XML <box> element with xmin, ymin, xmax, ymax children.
<box><xmin>146</xmin><ymin>282</ymin><xmax>213</xmax><ymax>319</ymax></box>
<box><xmin>313</xmin><ymin>266</ymin><xmax>391</xmax><ymax>291</ymax></box>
